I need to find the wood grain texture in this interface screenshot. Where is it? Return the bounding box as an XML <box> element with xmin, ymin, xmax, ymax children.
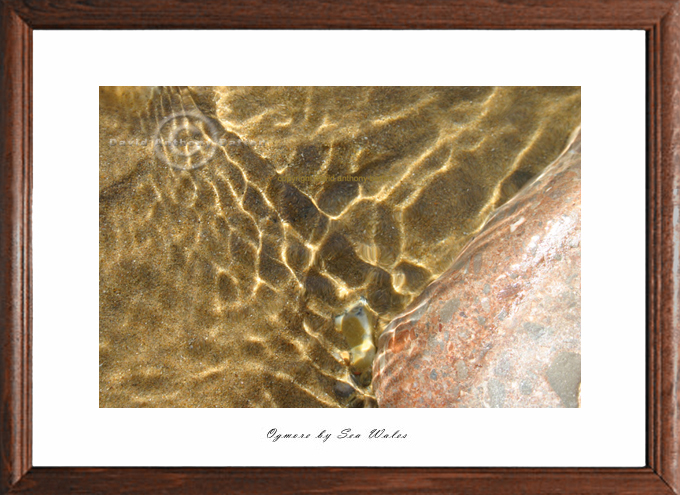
<box><xmin>1</xmin><ymin>0</ymin><xmax>679</xmax><ymax>494</ymax></box>
<box><xmin>659</xmin><ymin>1</ymin><xmax>680</xmax><ymax>491</ymax></box>
<box><xmin>2</xmin><ymin>468</ymin><xmax>675</xmax><ymax>495</ymax></box>
<box><xmin>0</xmin><ymin>2</ymin><xmax>31</xmax><ymax>493</ymax></box>
<box><xmin>1</xmin><ymin>0</ymin><xmax>676</xmax><ymax>29</ymax></box>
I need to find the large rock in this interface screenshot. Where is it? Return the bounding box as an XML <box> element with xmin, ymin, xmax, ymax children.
<box><xmin>373</xmin><ymin>130</ymin><xmax>582</xmax><ymax>408</ymax></box>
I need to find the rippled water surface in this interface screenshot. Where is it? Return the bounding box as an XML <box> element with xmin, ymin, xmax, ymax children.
<box><xmin>99</xmin><ymin>86</ymin><xmax>580</xmax><ymax>407</ymax></box>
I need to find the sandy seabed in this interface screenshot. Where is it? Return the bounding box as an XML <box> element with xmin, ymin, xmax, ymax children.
<box><xmin>99</xmin><ymin>86</ymin><xmax>581</xmax><ymax>407</ymax></box>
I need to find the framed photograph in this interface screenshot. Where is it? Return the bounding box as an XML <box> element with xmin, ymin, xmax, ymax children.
<box><xmin>1</xmin><ymin>1</ymin><xmax>678</xmax><ymax>494</ymax></box>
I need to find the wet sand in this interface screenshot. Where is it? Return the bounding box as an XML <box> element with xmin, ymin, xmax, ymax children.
<box><xmin>99</xmin><ymin>86</ymin><xmax>580</xmax><ymax>407</ymax></box>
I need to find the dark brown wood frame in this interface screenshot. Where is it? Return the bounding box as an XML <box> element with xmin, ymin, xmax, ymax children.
<box><xmin>1</xmin><ymin>1</ymin><xmax>678</xmax><ymax>494</ymax></box>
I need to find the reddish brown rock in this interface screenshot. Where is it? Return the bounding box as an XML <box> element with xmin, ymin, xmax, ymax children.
<box><xmin>373</xmin><ymin>130</ymin><xmax>582</xmax><ymax>408</ymax></box>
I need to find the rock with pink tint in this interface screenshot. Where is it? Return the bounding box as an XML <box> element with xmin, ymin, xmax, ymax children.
<box><xmin>373</xmin><ymin>131</ymin><xmax>581</xmax><ymax>408</ymax></box>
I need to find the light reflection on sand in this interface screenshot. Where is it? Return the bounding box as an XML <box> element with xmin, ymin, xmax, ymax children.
<box><xmin>99</xmin><ymin>86</ymin><xmax>580</xmax><ymax>407</ymax></box>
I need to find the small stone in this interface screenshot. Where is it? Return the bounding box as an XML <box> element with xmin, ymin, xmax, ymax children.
<box><xmin>546</xmin><ymin>352</ymin><xmax>581</xmax><ymax>408</ymax></box>
<box><xmin>333</xmin><ymin>381</ymin><xmax>357</xmax><ymax>398</ymax></box>
<box><xmin>520</xmin><ymin>380</ymin><xmax>533</xmax><ymax>395</ymax></box>
<box><xmin>523</xmin><ymin>321</ymin><xmax>547</xmax><ymax>340</ymax></box>
<box><xmin>440</xmin><ymin>298</ymin><xmax>461</xmax><ymax>323</ymax></box>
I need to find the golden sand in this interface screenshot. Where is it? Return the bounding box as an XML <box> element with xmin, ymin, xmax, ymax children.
<box><xmin>99</xmin><ymin>86</ymin><xmax>580</xmax><ymax>407</ymax></box>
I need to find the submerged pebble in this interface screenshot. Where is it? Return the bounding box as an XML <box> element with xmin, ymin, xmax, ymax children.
<box><xmin>335</xmin><ymin>297</ymin><xmax>376</xmax><ymax>388</ymax></box>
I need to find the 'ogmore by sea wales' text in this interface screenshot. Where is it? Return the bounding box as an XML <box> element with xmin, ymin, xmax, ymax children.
<box><xmin>266</xmin><ymin>428</ymin><xmax>407</xmax><ymax>443</ymax></box>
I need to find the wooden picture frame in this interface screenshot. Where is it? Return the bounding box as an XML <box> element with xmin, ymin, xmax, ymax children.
<box><xmin>1</xmin><ymin>1</ymin><xmax>678</xmax><ymax>493</ymax></box>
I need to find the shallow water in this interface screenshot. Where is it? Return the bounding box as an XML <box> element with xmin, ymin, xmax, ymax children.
<box><xmin>99</xmin><ymin>86</ymin><xmax>580</xmax><ymax>407</ymax></box>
